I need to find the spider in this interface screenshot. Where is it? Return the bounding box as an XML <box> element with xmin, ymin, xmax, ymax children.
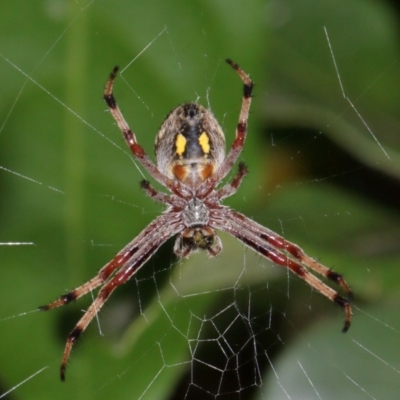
<box><xmin>40</xmin><ymin>59</ymin><xmax>353</xmax><ymax>381</ymax></box>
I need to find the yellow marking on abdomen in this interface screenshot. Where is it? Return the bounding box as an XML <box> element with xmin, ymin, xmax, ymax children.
<box><xmin>198</xmin><ymin>132</ymin><xmax>210</xmax><ymax>154</ymax></box>
<box><xmin>175</xmin><ymin>133</ymin><xmax>187</xmax><ymax>157</ymax></box>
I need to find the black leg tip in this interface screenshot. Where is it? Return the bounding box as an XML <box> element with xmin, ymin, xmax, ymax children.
<box><xmin>60</xmin><ymin>365</ymin><xmax>66</xmax><ymax>382</ymax></box>
<box><xmin>342</xmin><ymin>320</ymin><xmax>351</xmax><ymax>333</ymax></box>
<box><xmin>140</xmin><ymin>179</ymin><xmax>150</xmax><ymax>189</ymax></box>
<box><xmin>111</xmin><ymin>65</ymin><xmax>119</xmax><ymax>77</ymax></box>
<box><xmin>238</xmin><ymin>161</ymin><xmax>248</xmax><ymax>174</ymax></box>
<box><xmin>225</xmin><ymin>58</ymin><xmax>237</xmax><ymax>69</ymax></box>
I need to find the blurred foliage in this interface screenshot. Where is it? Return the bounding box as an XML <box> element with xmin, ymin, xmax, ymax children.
<box><xmin>0</xmin><ymin>0</ymin><xmax>399</xmax><ymax>399</ymax></box>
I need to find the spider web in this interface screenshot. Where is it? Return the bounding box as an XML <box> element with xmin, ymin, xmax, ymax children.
<box><xmin>1</xmin><ymin>1</ymin><xmax>400</xmax><ymax>399</ymax></box>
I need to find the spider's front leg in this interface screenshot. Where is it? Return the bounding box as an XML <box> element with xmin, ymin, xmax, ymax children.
<box><xmin>237</xmin><ymin>214</ymin><xmax>354</xmax><ymax>300</ymax></box>
<box><xmin>40</xmin><ymin>214</ymin><xmax>183</xmax><ymax>381</ymax></box>
<box><xmin>39</xmin><ymin>245</ymin><xmax>141</xmax><ymax>311</ymax></box>
<box><xmin>211</xmin><ymin>210</ymin><xmax>353</xmax><ymax>332</ymax></box>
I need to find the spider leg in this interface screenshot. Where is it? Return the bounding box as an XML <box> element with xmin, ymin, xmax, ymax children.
<box><xmin>272</xmin><ymin>237</ymin><xmax>353</xmax><ymax>299</ymax></box>
<box><xmin>140</xmin><ymin>180</ymin><xmax>187</xmax><ymax>208</ymax></box>
<box><xmin>39</xmin><ymin>246</ymin><xmax>143</xmax><ymax>311</ymax></box>
<box><xmin>39</xmin><ymin>215</ymin><xmax>173</xmax><ymax>311</ymax></box>
<box><xmin>41</xmin><ymin>214</ymin><xmax>183</xmax><ymax>381</ymax></box>
<box><xmin>59</xmin><ymin>242</ymin><xmax>159</xmax><ymax>381</ymax></box>
<box><xmin>211</xmin><ymin>209</ymin><xmax>352</xmax><ymax>332</ymax></box>
<box><xmin>59</xmin><ymin>215</ymin><xmax>183</xmax><ymax>381</ymax></box>
<box><xmin>104</xmin><ymin>67</ymin><xmax>184</xmax><ymax>196</ymax></box>
<box><xmin>216</xmin><ymin>161</ymin><xmax>248</xmax><ymax>201</ymax></box>
<box><xmin>202</xmin><ymin>60</ymin><xmax>253</xmax><ymax>197</ymax></box>
<box><xmin>227</xmin><ymin>210</ymin><xmax>353</xmax><ymax>299</ymax></box>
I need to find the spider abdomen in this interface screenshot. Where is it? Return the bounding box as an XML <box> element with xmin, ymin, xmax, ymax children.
<box><xmin>155</xmin><ymin>103</ymin><xmax>226</xmax><ymax>187</ymax></box>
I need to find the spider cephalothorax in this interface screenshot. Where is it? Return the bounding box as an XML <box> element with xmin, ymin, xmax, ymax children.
<box><xmin>40</xmin><ymin>59</ymin><xmax>353</xmax><ymax>381</ymax></box>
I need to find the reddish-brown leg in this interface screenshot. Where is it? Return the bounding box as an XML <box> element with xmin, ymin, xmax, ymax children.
<box><xmin>216</xmin><ymin>162</ymin><xmax>248</xmax><ymax>201</ymax></box>
<box><xmin>40</xmin><ymin>213</ymin><xmax>184</xmax><ymax>380</ymax></box>
<box><xmin>39</xmin><ymin>246</ymin><xmax>141</xmax><ymax>311</ymax></box>
<box><xmin>104</xmin><ymin>67</ymin><xmax>186</xmax><ymax>198</ymax></box>
<box><xmin>233</xmin><ymin>212</ymin><xmax>353</xmax><ymax>299</ymax></box>
<box><xmin>199</xmin><ymin>59</ymin><xmax>253</xmax><ymax>198</ymax></box>
<box><xmin>140</xmin><ymin>180</ymin><xmax>187</xmax><ymax>208</ymax></box>
<box><xmin>211</xmin><ymin>210</ymin><xmax>352</xmax><ymax>332</ymax></box>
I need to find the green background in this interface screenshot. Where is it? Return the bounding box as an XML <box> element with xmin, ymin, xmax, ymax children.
<box><xmin>0</xmin><ymin>0</ymin><xmax>399</xmax><ymax>399</ymax></box>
